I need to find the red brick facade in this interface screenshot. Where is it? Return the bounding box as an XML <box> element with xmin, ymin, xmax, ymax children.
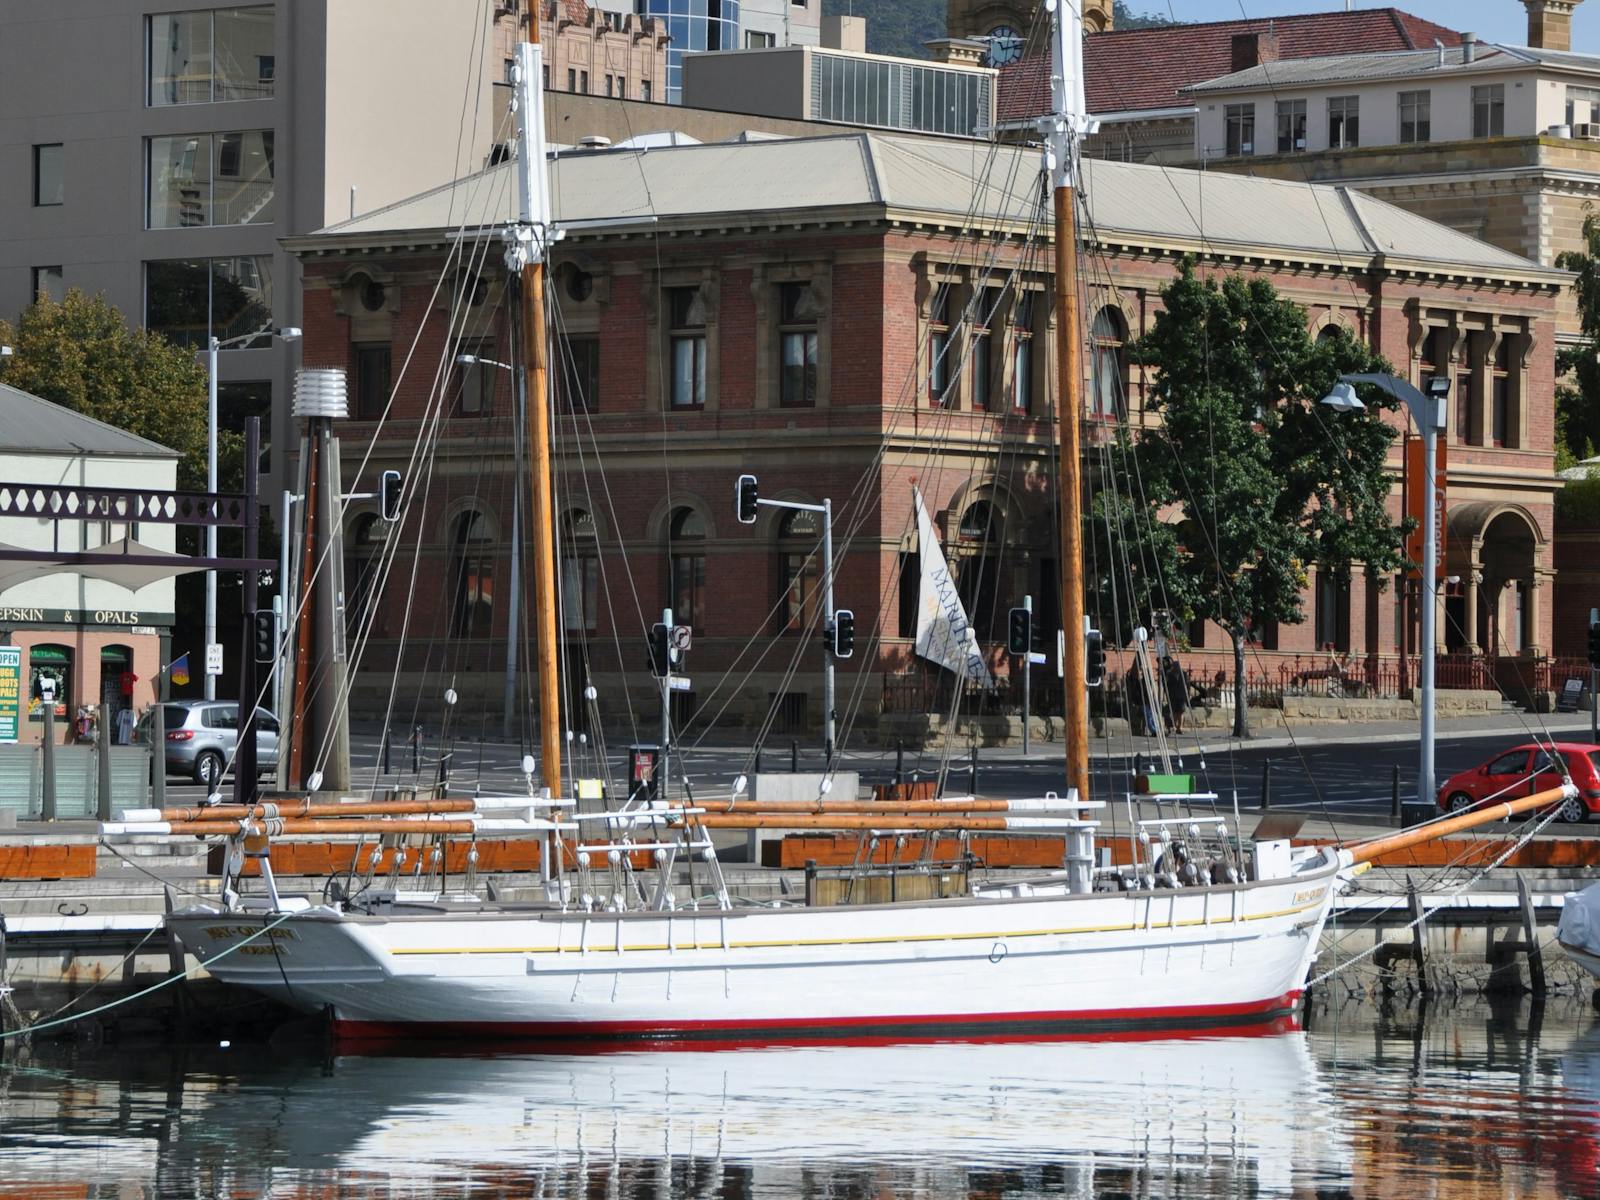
<box><xmin>295</xmin><ymin>203</ymin><xmax>1563</xmax><ymax>732</ymax></box>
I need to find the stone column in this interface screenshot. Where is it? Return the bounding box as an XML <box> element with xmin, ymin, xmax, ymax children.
<box><xmin>1463</xmin><ymin>566</ymin><xmax>1483</xmax><ymax>656</ymax></box>
<box><xmin>1525</xmin><ymin>567</ymin><xmax>1555</xmax><ymax>658</ymax></box>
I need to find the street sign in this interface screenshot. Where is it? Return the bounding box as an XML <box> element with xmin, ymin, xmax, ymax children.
<box><xmin>668</xmin><ymin>675</ymin><xmax>692</xmax><ymax>692</ymax></box>
<box><xmin>1028</xmin><ymin>651</ymin><xmax>1048</xmax><ymax>665</ymax></box>
<box><xmin>670</xmin><ymin>625</ymin><xmax>692</xmax><ymax>652</ymax></box>
<box><xmin>205</xmin><ymin>643</ymin><xmax>224</xmax><ymax>676</ymax></box>
<box><xmin>0</xmin><ymin>646</ymin><xmax>19</xmax><ymax>744</ymax></box>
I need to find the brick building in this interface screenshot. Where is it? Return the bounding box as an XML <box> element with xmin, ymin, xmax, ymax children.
<box><xmin>284</xmin><ymin>132</ymin><xmax>1565</xmax><ymax>734</ymax></box>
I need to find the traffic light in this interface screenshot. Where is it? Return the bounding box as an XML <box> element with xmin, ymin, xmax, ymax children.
<box><xmin>648</xmin><ymin>623</ymin><xmax>670</xmax><ymax>677</ymax></box>
<box><xmin>1007</xmin><ymin>607</ymin><xmax>1031</xmax><ymax>656</ymax></box>
<box><xmin>735</xmin><ymin>474</ymin><xmax>759</xmax><ymax>524</ymax></box>
<box><xmin>252</xmin><ymin>610</ymin><xmax>276</xmax><ymax>664</ymax></box>
<box><xmin>1085</xmin><ymin>628</ymin><xmax>1105</xmax><ymax>688</ymax></box>
<box><xmin>1589</xmin><ymin>621</ymin><xmax>1600</xmax><ymax>667</ymax></box>
<box><xmin>380</xmin><ymin>470</ymin><xmax>403</xmax><ymax>521</ymax></box>
<box><xmin>832</xmin><ymin>609</ymin><xmax>855</xmax><ymax>658</ymax></box>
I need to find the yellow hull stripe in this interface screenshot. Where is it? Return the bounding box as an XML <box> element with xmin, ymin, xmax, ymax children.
<box><xmin>383</xmin><ymin>896</ymin><xmax>1328</xmax><ymax>957</ymax></box>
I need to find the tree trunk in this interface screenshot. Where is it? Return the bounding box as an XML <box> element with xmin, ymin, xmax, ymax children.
<box><xmin>1232</xmin><ymin>627</ymin><xmax>1249</xmax><ymax>739</ymax></box>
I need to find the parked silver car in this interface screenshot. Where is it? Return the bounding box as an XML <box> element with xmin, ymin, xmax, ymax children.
<box><xmin>135</xmin><ymin>701</ymin><xmax>280</xmax><ymax>786</ymax></box>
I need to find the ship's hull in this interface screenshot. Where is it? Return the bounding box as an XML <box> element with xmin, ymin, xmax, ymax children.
<box><xmin>168</xmin><ymin>851</ymin><xmax>1342</xmax><ymax>1043</ymax></box>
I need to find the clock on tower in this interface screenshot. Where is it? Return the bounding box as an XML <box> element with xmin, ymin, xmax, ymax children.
<box><xmin>985</xmin><ymin>25</ymin><xmax>1023</xmax><ymax>65</ymax></box>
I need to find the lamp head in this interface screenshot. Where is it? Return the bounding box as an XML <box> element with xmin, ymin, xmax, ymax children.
<box><xmin>1319</xmin><ymin>381</ymin><xmax>1365</xmax><ymax>412</ymax></box>
<box><xmin>1425</xmin><ymin>375</ymin><xmax>1450</xmax><ymax>398</ymax></box>
<box><xmin>456</xmin><ymin>354</ymin><xmax>480</xmax><ymax>366</ymax></box>
<box><xmin>276</xmin><ymin>326</ymin><xmax>302</xmax><ymax>341</ymax></box>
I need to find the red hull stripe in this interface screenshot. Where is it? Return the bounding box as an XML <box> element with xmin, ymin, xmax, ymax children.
<box><xmin>332</xmin><ymin>991</ymin><xmax>1304</xmax><ymax>1050</ymax></box>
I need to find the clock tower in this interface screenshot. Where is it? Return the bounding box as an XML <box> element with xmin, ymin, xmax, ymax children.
<box><xmin>947</xmin><ymin>0</ymin><xmax>1112</xmax><ymax>66</ymax></box>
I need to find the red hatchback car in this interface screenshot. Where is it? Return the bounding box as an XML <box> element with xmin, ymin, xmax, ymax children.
<box><xmin>1437</xmin><ymin>742</ymin><xmax>1600</xmax><ymax>824</ymax></box>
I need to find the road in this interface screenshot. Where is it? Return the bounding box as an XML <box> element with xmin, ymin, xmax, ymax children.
<box><xmin>159</xmin><ymin>721</ymin><xmax>1593</xmax><ymax>827</ymax></box>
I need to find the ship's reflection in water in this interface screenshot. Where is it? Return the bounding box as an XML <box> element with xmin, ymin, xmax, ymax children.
<box><xmin>2</xmin><ymin>999</ymin><xmax>1599</xmax><ymax>1197</ymax></box>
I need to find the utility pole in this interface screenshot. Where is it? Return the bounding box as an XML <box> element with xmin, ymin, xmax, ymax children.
<box><xmin>205</xmin><ymin>336</ymin><xmax>219</xmax><ymax>701</ymax></box>
<box><xmin>821</xmin><ymin>497</ymin><xmax>836</xmax><ymax>767</ymax></box>
<box><xmin>1022</xmin><ymin>594</ymin><xmax>1032</xmax><ymax>756</ymax></box>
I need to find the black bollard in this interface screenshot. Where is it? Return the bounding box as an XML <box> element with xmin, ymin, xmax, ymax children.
<box><xmin>791</xmin><ymin>740</ymin><xmax>798</xmax><ymax>773</ymax></box>
<box><xmin>755</xmin><ymin>741</ymin><xmax>763</xmax><ymax>775</ymax></box>
<box><xmin>1391</xmin><ymin>763</ymin><xmax>1402</xmax><ymax>825</ymax></box>
<box><xmin>1260</xmin><ymin>760</ymin><xmax>1272</xmax><ymax>811</ymax></box>
<box><xmin>895</xmin><ymin>739</ymin><xmax>905</xmax><ymax>787</ymax></box>
<box><xmin>382</xmin><ymin>727</ymin><xmax>391</xmax><ymax>775</ymax></box>
<box><xmin>970</xmin><ymin>745</ymin><xmax>979</xmax><ymax>797</ymax></box>
<box><xmin>412</xmin><ymin>724</ymin><xmax>421</xmax><ymax>776</ymax></box>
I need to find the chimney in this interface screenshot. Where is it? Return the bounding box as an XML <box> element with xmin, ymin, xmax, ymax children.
<box><xmin>1462</xmin><ymin>30</ymin><xmax>1478</xmax><ymax>62</ymax></box>
<box><xmin>1523</xmin><ymin>0</ymin><xmax>1583</xmax><ymax>51</ymax></box>
<box><xmin>1230</xmin><ymin>28</ymin><xmax>1281</xmax><ymax>73</ymax></box>
<box><xmin>821</xmin><ymin>14</ymin><xmax>867</xmax><ymax>53</ymax></box>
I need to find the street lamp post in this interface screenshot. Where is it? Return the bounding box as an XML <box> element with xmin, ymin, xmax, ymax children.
<box><xmin>1321</xmin><ymin>372</ymin><xmax>1449</xmax><ymax>811</ymax></box>
<box><xmin>203</xmin><ymin>326</ymin><xmax>300</xmax><ymax>700</ymax></box>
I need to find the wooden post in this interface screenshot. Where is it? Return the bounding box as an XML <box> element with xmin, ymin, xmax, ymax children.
<box><xmin>1518</xmin><ymin>873</ymin><xmax>1546</xmax><ymax>996</ymax></box>
<box><xmin>1053</xmin><ymin>186</ymin><xmax>1089</xmax><ymax>806</ymax></box>
<box><xmin>519</xmin><ymin>14</ymin><xmax>561</xmax><ymax>801</ymax></box>
<box><xmin>1407</xmin><ymin>877</ymin><xmax>1431</xmax><ymax>995</ymax></box>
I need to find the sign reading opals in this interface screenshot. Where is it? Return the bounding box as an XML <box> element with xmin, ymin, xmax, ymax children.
<box><xmin>0</xmin><ymin>647</ymin><xmax>20</xmax><ymax>744</ymax></box>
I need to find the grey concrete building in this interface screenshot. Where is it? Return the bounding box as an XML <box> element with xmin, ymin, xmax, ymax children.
<box><xmin>0</xmin><ymin>1</ymin><xmax>505</xmax><ymax>493</ymax></box>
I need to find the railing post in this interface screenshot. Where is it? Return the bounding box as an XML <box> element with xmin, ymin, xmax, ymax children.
<box><xmin>1259</xmin><ymin>760</ymin><xmax>1271</xmax><ymax>811</ymax></box>
<box><xmin>1391</xmin><ymin>763</ymin><xmax>1402</xmax><ymax>826</ymax></box>
<box><xmin>96</xmin><ymin>701</ymin><xmax>113</xmax><ymax>821</ymax></box>
<box><xmin>39</xmin><ymin>703</ymin><xmax>56</xmax><ymax>821</ymax></box>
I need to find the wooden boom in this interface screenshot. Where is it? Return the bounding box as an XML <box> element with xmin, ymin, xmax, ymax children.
<box><xmin>1343</xmin><ymin>784</ymin><xmax>1575</xmax><ymax>866</ymax></box>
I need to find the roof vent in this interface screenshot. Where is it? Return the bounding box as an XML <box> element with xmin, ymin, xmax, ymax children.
<box><xmin>1462</xmin><ymin>31</ymin><xmax>1477</xmax><ymax>63</ymax></box>
<box><xmin>578</xmin><ymin>135</ymin><xmax>613</xmax><ymax>150</ymax></box>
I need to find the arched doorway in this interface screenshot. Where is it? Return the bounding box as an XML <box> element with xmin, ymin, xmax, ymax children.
<box><xmin>956</xmin><ymin>498</ymin><xmax>1003</xmax><ymax>636</ymax></box>
<box><xmin>449</xmin><ymin>509</ymin><xmax>494</xmax><ymax>638</ymax></box>
<box><xmin>666</xmin><ymin>507</ymin><xmax>707</xmax><ymax>632</ymax></box>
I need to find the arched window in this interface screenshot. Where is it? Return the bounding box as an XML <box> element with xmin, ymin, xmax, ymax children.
<box><xmin>1089</xmin><ymin>306</ymin><xmax>1128</xmax><ymax>419</ymax></box>
<box><xmin>667</xmin><ymin>507</ymin><xmax>706</xmax><ymax>630</ymax></box>
<box><xmin>958</xmin><ymin>498</ymin><xmax>998</xmax><ymax>542</ymax></box>
<box><xmin>346</xmin><ymin>513</ymin><xmax>384</xmax><ymax>635</ymax></box>
<box><xmin>777</xmin><ymin>507</ymin><xmax>822</xmax><ymax>633</ymax></box>
<box><xmin>561</xmin><ymin>508</ymin><xmax>599</xmax><ymax>634</ymax></box>
<box><xmin>956</xmin><ymin>500</ymin><xmax>1001</xmax><ymax>632</ymax></box>
<box><xmin>449</xmin><ymin>509</ymin><xmax>493</xmax><ymax>638</ymax></box>
<box><xmin>1315</xmin><ymin>323</ymin><xmax>1344</xmax><ymax>345</ymax></box>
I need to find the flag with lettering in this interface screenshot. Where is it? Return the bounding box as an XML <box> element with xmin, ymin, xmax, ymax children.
<box><xmin>912</xmin><ymin>487</ymin><xmax>994</xmax><ymax>688</ymax></box>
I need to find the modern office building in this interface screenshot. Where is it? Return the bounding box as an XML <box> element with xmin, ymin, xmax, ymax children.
<box><xmin>738</xmin><ymin>0</ymin><xmax>820</xmax><ymax>51</ymax></box>
<box><xmin>0</xmin><ymin>2</ymin><xmax>506</xmax><ymax>495</ymax></box>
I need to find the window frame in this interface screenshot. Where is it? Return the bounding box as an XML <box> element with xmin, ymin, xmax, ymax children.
<box><xmin>30</xmin><ymin>266</ymin><xmax>63</xmax><ymax>303</ymax></box>
<box><xmin>928</xmin><ymin>285</ymin><xmax>953</xmax><ymax>407</ymax></box>
<box><xmin>777</xmin><ymin>281</ymin><xmax>819</xmax><ymax>409</ymax></box>
<box><xmin>1472</xmin><ymin>83</ymin><xmax>1505</xmax><ymax>139</ymax></box>
<box><xmin>353</xmin><ymin>342</ymin><xmax>393</xmax><ymax>420</ymax></box>
<box><xmin>146</xmin><ymin>7</ymin><xmax>277</xmax><ymax>107</ymax></box>
<box><xmin>666</xmin><ymin>507</ymin><xmax>707</xmax><ymax>632</ymax></box>
<box><xmin>1274</xmin><ymin>98</ymin><xmax>1307</xmax><ymax>153</ymax></box>
<box><xmin>1224</xmin><ymin>103</ymin><xmax>1255</xmax><ymax>156</ymax></box>
<box><xmin>667</xmin><ymin>286</ymin><xmax>707</xmax><ymax>410</ymax></box>
<box><xmin>33</xmin><ymin>143</ymin><xmax>63</xmax><ymax>207</ymax></box>
<box><xmin>1089</xmin><ymin>306</ymin><xmax>1128</xmax><ymax>420</ymax></box>
<box><xmin>449</xmin><ymin>509</ymin><xmax>495</xmax><ymax>639</ymax></box>
<box><xmin>1327</xmin><ymin>95</ymin><xmax>1358</xmax><ymax>149</ymax></box>
<box><xmin>1398</xmin><ymin>90</ymin><xmax>1431</xmax><ymax>144</ymax></box>
<box><xmin>1011</xmin><ymin>290</ymin><xmax>1036</xmax><ymax>414</ymax></box>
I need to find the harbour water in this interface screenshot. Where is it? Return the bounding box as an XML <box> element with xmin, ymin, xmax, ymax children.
<box><xmin>3</xmin><ymin>997</ymin><xmax>1598</xmax><ymax>1197</ymax></box>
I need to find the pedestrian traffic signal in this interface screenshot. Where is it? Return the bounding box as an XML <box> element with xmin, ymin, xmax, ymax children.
<box><xmin>648</xmin><ymin>623</ymin><xmax>670</xmax><ymax>677</ymax></box>
<box><xmin>252</xmin><ymin>610</ymin><xmax>276</xmax><ymax>664</ymax></box>
<box><xmin>832</xmin><ymin>609</ymin><xmax>855</xmax><ymax>658</ymax></box>
<box><xmin>1085</xmin><ymin>629</ymin><xmax>1105</xmax><ymax>688</ymax></box>
<box><xmin>380</xmin><ymin>470</ymin><xmax>403</xmax><ymax>521</ymax></box>
<box><xmin>735</xmin><ymin>474</ymin><xmax>759</xmax><ymax>524</ymax></box>
<box><xmin>1589</xmin><ymin>621</ymin><xmax>1600</xmax><ymax>667</ymax></box>
<box><xmin>1008</xmin><ymin>607</ymin><xmax>1031</xmax><ymax>656</ymax></box>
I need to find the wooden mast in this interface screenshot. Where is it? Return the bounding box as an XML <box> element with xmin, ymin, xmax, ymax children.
<box><xmin>1047</xmin><ymin>0</ymin><xmax>1092</xmax><ymax>804</ymax></box>
<box><xmin>515</xmin><ymin>10</ymin><xmax>562</xmax><ymax>796</ymax></box>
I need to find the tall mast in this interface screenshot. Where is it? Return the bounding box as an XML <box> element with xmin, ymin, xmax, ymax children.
<box><xmin>1043</xmin><ymin>0</ymin><xmax>1095</xmax><ymax>803</ymax></box>
<box><xmin>510</xmin><ymin>13</ymin><xmax>562</xmax><ymax>795</ymax></box>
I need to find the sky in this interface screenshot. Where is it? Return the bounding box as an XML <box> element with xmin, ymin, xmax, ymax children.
<box><xmin>1143</xmin><ymin>0</ymin><xmax>1600</xmax><ymax>50</ymax></box>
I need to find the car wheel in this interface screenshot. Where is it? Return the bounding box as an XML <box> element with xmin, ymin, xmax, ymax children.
<box><xmin>193</xmin><ymin>751</ymin><xmax>224</xmax><ymax>787</ymax></box>
<box><xmin>1447</xmin><ymin>792</ymin><xmax>1476</xmax><ymax>814</ymax></box>
<box><xmin>1558</xmin><ymin>794</ymin><xmax>1589</xmax><ymax>825</ymax></box>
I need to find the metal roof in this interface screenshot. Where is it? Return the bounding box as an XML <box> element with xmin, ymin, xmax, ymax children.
<box><xmin>1183</xmin><ymin>44</ymin><xmax>1560</xmax><ymax>93</ymax></box>
<box><xmin>0</xmin><ymin>383</ymin><xmax>180</xmax><ymax>458</ymax></box>
<box><xmin>297</xmin><ymin>131</ymin><xmax>1564</xmax><ymax>282</ymax></box>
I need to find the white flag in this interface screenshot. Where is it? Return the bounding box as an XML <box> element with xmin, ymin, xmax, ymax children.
<box><xmin>912</xmin><ymin>487</ymin><xmax>994</xmax><ymax>688</ymax></box>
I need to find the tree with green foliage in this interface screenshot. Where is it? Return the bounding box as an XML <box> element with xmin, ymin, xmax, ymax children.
<box><xmin>1555</xmin><ymin>210</ymin><xmax>1600</xmax><ymax>468</ymax></box>
<box><xmin>0</xmin><ymin>289</ymin><xmax>212</xmax><ymax>488</ymax></box>
<box><xmin>1119</xmin><ymin>262</ymin><xmax>1407</xmax><ymax>737</ymax></box>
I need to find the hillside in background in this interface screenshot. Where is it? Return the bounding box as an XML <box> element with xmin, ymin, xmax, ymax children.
<box><xmin>823</xmin><ymin>0</ymin><xmax>1178</xmax><ymax>60</ymax></box>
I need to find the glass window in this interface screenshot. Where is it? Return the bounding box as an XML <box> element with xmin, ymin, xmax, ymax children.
<box><xmin>642</xmin><ymin>81</ymin><xmax>652</xmax><ymax>102</ymax></box>
<box><xmin>1485</xmin><ymin>750</ymin><xmax>1529</xmax><ymax>777</ymax></box>
<box><xmin>1089</xmin><ymin>306</ymin><xmax>1127</xmax><ymax>419</ymax></box>
<box><xmin>778</xmin><ymin>508</ymin><xmax>821</xmax><ymax>632</ymax></box>
<box><xmin>1315</xmin><ymin>570</ymin><xmax>1350</xmax><ymax>651</ymax></box>
<box><xmin>1224</xmin><ymin>104</ymin><xmax>1254</xmax><ymax>156</ymax></box>
<box><xmin>970</xmin><ymin>286</ymin><xmax>1001</xmax><ymax>412</ymax></box>
<box><xmin>450</xmin><ymin>510</ymin><xmax>494</xmax><ymax>638</ymax></box>
<box><xmin>568</xmin><ymin>68</ymin><xmax>577</xmax><ymax>92</ymax></box>
<box><xmin>33</xmin><ymin>144</ymin><xmax>63</xmax><ymax>207</ymax></box>
<box><xmin>1399</xmin><ymin>90</ymin><xmax>1430</xmax><ymax>144</ymax></box>
<box><xmin>561</xmin><ymin>509</ymin><xmax>599</xmax><ymax>634</ymax></box>
<box><xmin>560</xmin><ymin>336</ymin><xmax>601</xmax><ymax>413</ymax></box>
<box><xmin>218</xmin><ymin>380</ymin><xmax>272</xmax><ymax>471</ymax></box>
<box><xmin>746</xmin><ymin>29</ymin><xmax>775</xmax><ymax>46</ymax></box>
<box><xmin>1568</xmin><ymin>85</ymin><xmax>1600</xmax><ymax>126</ymax></box>
<box><xmin>144</xmin><ymin>255</ymin><xmax>273</xmax><ymax>347</ymax></box>
<box><xmin>30</xmin><ymin>266</ymin><xmax>63</xmax><ymax>303</ymax></box>
<box><xmin>778</xmin><ymin>282</ymin><xmax>818</xmax><ymax>408</ymax></box>
<box><xmin>668</xmin><ymin>286</ymin><xmax>706</xmax><ymax>409</ymax></box>
<box><xmin>928</xmin><ymin>285</ymin><xmax>952</xmax><ymax>406</ymax></box>
<box><xmin>148</xmin><ymin>130</ymin><xmax>279</xmax><ymax>228</ymax></box>
<box><xmin>1011</xmin><ymin>291</ymin><xmax>1034</xmax><ymax>414</ymax></box>
<box><xmin>455</xmin><ymin>339</ymin><xmax>495</xmax><ymax>416</ymax></box>
<box><xmin>1328</xmin><ymin>95</ymin><xmax>1358</xmax><ymax>149</ymax></box>
<box><xmin>1491</xmin><ymin>336</ymin><xmax>1510</xmax><ymax>447</ymax></box>
<box><xmin>27</xmin><ymin>645</ymin><xmax>70</xmax><ymax>723</ymax></box>
<box><xmin>668</xmin><ymin>507</ymin><xmax>706</xmax><ymax>630</ymax></box>
<box><xmin>148</xmin><ymin>7</ymin><xmax>275</xmax><ymax>105</ymax></box>
<box><xmin>354</xmin><ymin>343</ymin><xmax>392</xmax><ymax>419</ymax></box>
<box><xmin>1275</xmin><ymin>98</ymin><xmax>1306</xmax><ymax>153</ymax></box>
<box><xmin>211</xmin><ymin>255</ymin><xmax>273</xmax><ymax>343</ymax></box>
<box><xmin>1472</xmin><ymin>84</ymin><xmax>1504</xmax><ymax>138</ymax></box>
